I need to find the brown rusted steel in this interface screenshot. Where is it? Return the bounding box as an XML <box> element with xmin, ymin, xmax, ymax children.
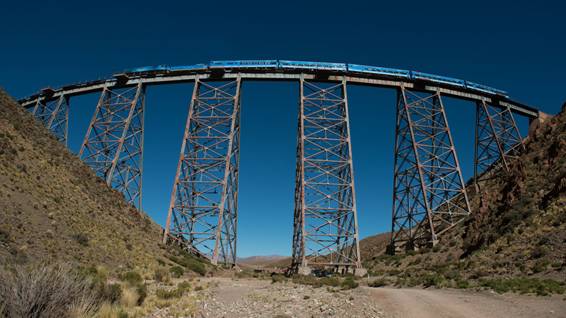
<box><xmin>164</xmin><ymin>78</ymin><xmax>241</xmax><ymax>266</ymax></box>
<box><xmin>390</xmin><ymin>87</ymin><xmax>471</xmax><ymax>252</ymax></box>
<box><xmin>79</xmin><ymin>83</ymin><xmax>145</xmax><ymax>209</ymax></box>
<box><xmin>291</xmin><ymin>76</ymin><xmax>363</xmax><ymax>273</ymax></box>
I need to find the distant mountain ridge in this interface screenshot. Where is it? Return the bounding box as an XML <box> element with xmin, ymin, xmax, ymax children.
<box><xmin>237</xmin><ymin>255</ymin><xmax>289</xmax><ymax>267</ymax></box>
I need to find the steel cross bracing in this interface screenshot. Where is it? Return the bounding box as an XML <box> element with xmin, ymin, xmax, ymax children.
<box><xmin>163</xmin><ymin>78</ymin><xmax>241</xmax><ymax>266</ymax></box>
<box><xmin>474</xmin><ymin>100</ymin><xmax>525</xmax><ymax>188</ymax></box>
<box><xmin>292</xmin><ymin>76</ymin><xmax>362</xmax><ymax>272</ymax></box>
<box><xmin>78</xmin><ymin>83</ymin><xmax>145</xmax><ymax>209</ymax></box>
<box><xmin>390</xmin><ymin>87</ymin><xmax>471</xmax><ymax>252</ymax></box>
<box><xmin>31</xmin><ymin>95</ymin><xmax>70</xmax><ymax>145</ymax></box>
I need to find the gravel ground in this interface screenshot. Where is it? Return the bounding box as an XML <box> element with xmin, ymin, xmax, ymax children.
<box><xmin>145</xmin><ymin>277</ymin><xmax>566</xmax><ymax>318</ymax></box>
<box><xmin>197</xmin><ymin>277</ymin><xmax>384</xmax><ymax>318</ymax></box>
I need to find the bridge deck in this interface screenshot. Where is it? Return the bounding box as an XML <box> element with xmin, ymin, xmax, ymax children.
<box><xmin>18</xmin><ymin>62</ymin><xmax>539</xmax><ymax>118</ymax></box>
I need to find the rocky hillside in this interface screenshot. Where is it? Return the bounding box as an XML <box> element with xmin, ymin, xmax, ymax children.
<box><xmin>359</xmin><ymin>232</ymin><xmax>390</xmax><ymax>261</ymax></box>
<box><xmin>363</xmin><ymin>106</ymin><xmax>565</xmax><ymax>293</ymax></box>
<box><xmin>0</xmin><ymin>89</ymin><xmax>203</xmax><ymax>274</ymax></box>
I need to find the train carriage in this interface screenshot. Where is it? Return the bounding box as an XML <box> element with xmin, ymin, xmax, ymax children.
<box><xmin>347</xmin><ymin>64</ymin><xmax>410</xmax><ymax>78</ymax></box>
<box><xmin>209</xmin><ymin>60</ymin><xmax>279</xmax><ymax>70</ymax></box>
<box><xmin>411</xmin><ymin>71</ymin><xmax>466</xmax><ymax>88</ymax></box>
<box><xmin>279</xmin><ymin>60</ymin><xmax>347</xmax><ymax>72</ymax></box>
<box><xmin>168</xmin><ymin>64</ymin><xmax>208</xmax><ymax>72</ymax></box>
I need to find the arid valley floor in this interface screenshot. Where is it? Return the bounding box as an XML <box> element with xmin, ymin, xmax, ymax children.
<box><xmin>147</xmin><ymin>276</ymin><xmax>566</xmax><ymax>318</ymax></box>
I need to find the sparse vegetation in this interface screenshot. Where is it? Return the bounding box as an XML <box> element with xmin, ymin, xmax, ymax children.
<box><xmin>155</xmin><ymin>280</ymin><xmax>194</xmax><ymax>300</ymax></box>
<box><xmin>290</xmin><ymin>274</ymin><xmax>360</xmax><ymax>290</ymax></box>
<box><xmin>479</xmin><ymin>278</ymin><xmax>565</xmax><ymax>296</ymax></box>
<box><xmin>455</xmin><ymin>279</ymin><xmax>470</xmax><ymax>289</ymax></box>
<box><xmin>168</xmin><ymin>248</ymin><xmax>208</xmax><ymax>276</ymax></box>
<box><xmin>156</xmin><ymin>287</ymin><xmax>184</xmax><ymax>299</ymax></box>
<box><xmin>421</xmin><ymin>273</ymin><xmax>445</xmax><ymax>288</ymax></box>
<box><xmin>116</xmin><ymin>270</ymin><xmax>149</xmax><ymax>307</ymax></box>
<box><xmin>321</xmin><ymin>277</ymin><xmax>340</xmax><ymax>287</ymax></box>
<box><xmin>120</xmin><ymin>271</ymin><xmax>143</xmax><ymax>286</ymax></box>
<box><xmin>341</xmin><ymin>277</ymin><xmax>359</xmax><ymax>290</ymax></box>
<box><xmin>72</xmin><ymin>233</ymin><xmax>90</xmax><ymax>246</ymax></box>
<box><xmin>135</xmin><ymin>283</ymin><xmax>147</xmax><ymax>306</ymax></box>
<box><xmin>170</xmin><ymin>265</ymin><xmax>184</xmax><ymax>278</ymax></box>
<box><xmin>154</xmin><ymin>267</ymin><xmax>170</xmax><ymax>283</ymax></box>
<box><xmin>103</xmin><ymin>283</ymin><xmax>123</xmax><ymax>304</ymax></box>
<box><xmin>368</xmin><ymin>278</ymin><xmax>387</xmax><ymax>288</ymax></box>
<box><xmin>177</xmin><ymin>281</ymin><xmax>191</xmax><ymax>292</ymax></box>
<box><xmin>120</xmin><ymin>287</ymin><xmax>139</xmax><ymax>308</ymax></box>
<box><xmin>271</xmin><ymin>273</ymin><xmax>286</xmax><ymax>283</ymax></box>
<box><xmin>0</xmin><ymin>264</ymin><xmax>101</xmax><ymax>318</ymax></box>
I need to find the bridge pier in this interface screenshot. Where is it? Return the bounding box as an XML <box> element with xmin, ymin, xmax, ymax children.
<box><xmin>291</xmin><ymin>76</ymin><xmax>363</xmax><ymax>273</ymax></box>
<box><xmin>474</xmin><ymin>100</ymin><xmax>525</xmax><ymax>190</ymax></box>
<box><xmin>31</xmin><ymin>95</ymin><xmax>69</xmax><ymax>145</ymax></box>
<box><xmin>79</xmin><ymin>83</ymin><xmax>145</xmax><ymax>209</ymax></box>
<box><xmin>163</xmin><ymin>77</ymin><xmax>241</xmax><ymax>266</ymax></box>
<box><xmin>390</xmin><ymin>87</ymin><xmax>471</xmax><ymax>253</ymax></box>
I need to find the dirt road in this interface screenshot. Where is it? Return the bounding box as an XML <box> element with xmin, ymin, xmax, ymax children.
<box><xmin>154</xmin><ymin>277</ymin><xmax>565</xmax><ymax>317</ymax></box>
<box><xmin>368</xmin><ymin>286</ymin><xmax>566</xmax><ymax>318</ymax></box>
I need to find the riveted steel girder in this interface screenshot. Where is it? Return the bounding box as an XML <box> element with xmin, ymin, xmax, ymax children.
<box><xmin>291</xmin><ymin>76</ymin><xmax>362</xmax><ymax>272</ymax></box>
<box><xmin>79</xmin><ymin>83</ymin><xmax>145</xmax><ymax>209</ymax></box>
<box><xmin>390</xmin><ymin>87</ymin><xmax>471</xmax><ymax>252</ymax></box>
<box><xmin>474</xmin><ymin>100</ymin><xmax>525</xmax><ymax>188</ymax></box>
<box><xmin>31</xmin><ymin>95</ymin><xmax>70</xmax><ymax>145</ymax></box>
<box><xmin>163</xmin><ymin>78</ymin><xmax>241</xmax><ymax>266</ymax></box>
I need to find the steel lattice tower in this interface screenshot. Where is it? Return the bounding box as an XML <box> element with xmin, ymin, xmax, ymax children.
<box><xmin>292</xmin><ymin>76</ymin><xmax>362</xmax><ymax>274</ymax></box>
<box><xmin>163</xmin><ymin>78</ymin><xmax>241</xmax><ymax>266</ymax></box>
<box><xmin>32</xmin><ymin>95</ymin><xmax>70</xmax><ymax>145</ymax></box>
<box><xmin>79</xmin><ymin>83</ymin><xmax>145</xmax><ymax>209</ymax></box>
<box><xmin>474</xmin><ymin>100</ymin><xmax>525</xmax><ymax>188</ymax></box>
<box><xmin>390</xmin><ymin>87</ymin><xmax>471</xmax><ymax>252</ymax></box>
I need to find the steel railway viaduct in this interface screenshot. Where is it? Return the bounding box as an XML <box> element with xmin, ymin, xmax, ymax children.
<box><xmin>18</xmin><ymin>60</ymin><xmax>543</xmax><ymax>275</ymax></box>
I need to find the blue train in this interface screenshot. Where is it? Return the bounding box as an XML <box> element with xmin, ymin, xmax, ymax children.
<box><xmin>125</xmin><ymin>60</ymin><xmax>507</xmax><ymax>97</ymax></box>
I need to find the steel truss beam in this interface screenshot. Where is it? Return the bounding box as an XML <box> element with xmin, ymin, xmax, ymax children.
<box><xmin>390</xmin><ymin>87</ymin><xmax>471</xmax><ymax>252</ymax></box>
<box><xmin>31</xmin><ymin>95</ymin><xmax>70</xmax><ymax>145</ymax></box>
<box><xmin>474</xmin><ymin>100</ymin><xmax>525</xmax><ymax>188</ymax></box>
<box><xmin>79</xmin><ymin>83</ymin><xmax>145</xmax><ymax>209</ymax></box>
<box><xmin>163</xmin><ymin>78</ymin><xmax>241</xmax><ymax>266</ymax></box>
<box><xmin>292</xmin><ymin>76</ymin><xmax>362</xmax><ymax>272</ymax></box>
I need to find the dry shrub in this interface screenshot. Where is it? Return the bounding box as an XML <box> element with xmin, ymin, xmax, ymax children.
<box><xmin>95</xmin><ymin>303</ymin><xmax>125</xmax><ymax>318</ymax></box>
<box><xmin>153</xmin><ymin>267</ymin><xmax>170</xmax><ymax>283</ymax></box>
<box><xmin>120</xmin><ymin>287</ymin><xmax>139</xmax><ymax>308</ymax></box>
<box><xmin>0</xmin><ymin>264</ymin><xmax>101</xmax><ymax>318</ymax></box>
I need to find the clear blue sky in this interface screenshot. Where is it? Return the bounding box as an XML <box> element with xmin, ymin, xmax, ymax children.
<box><xmin>1</xmin><ymin>0</ymin><xmax>564</xmax><ymax>257</ymax></box>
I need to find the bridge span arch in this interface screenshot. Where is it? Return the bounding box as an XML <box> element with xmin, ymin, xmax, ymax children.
<box><xmin>19</xmin><ymin>60</ymin><xmax>540</xmax><ymax>274</ymax></box>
